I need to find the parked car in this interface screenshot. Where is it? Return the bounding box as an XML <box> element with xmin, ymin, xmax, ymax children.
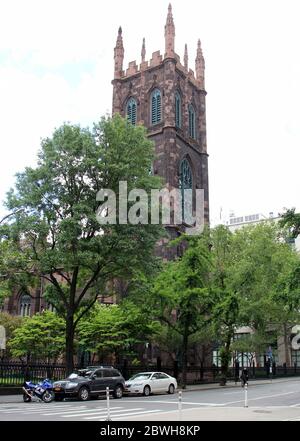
<box><xmin>125</xmin><ymin>372</ymin><xmax>177</xmax><ymax>396</ymax></box>
<box><xmin>52</xmin><ymin>366</ymin><xmax>125</xmax><ymax>401</ymax></box>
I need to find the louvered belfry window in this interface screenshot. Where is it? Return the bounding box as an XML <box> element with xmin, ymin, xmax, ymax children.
<box><xmin>151</xmin><ymin>89</ymin><xmax>162</xmax><ymax>125</ymax></box>
<box><xmin>188</xmin><ymin>104</ymin><xmax>196</xmax><ymax>139</ymax></box>
<box><xmin>127</xmin><ymin>97</ymin><xmax>137</xmax><ymax>125</ymax></box>
<box><xmin>175</xmin><ymin>91</ymin><xmax>181</xmax><ymax>128</ymax></box>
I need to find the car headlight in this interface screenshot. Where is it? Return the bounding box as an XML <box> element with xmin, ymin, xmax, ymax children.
<box><xmin>132</xmin><ymin>383</ymin><xmax>143</xmax><ymax>387</ymax></box>
<box><xmin>65</xmin><ymin>382</ymin><xmax>78</xmax><ymax>389</ymax></box>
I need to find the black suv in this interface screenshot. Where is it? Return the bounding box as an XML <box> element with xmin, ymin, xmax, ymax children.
<box><xmin>52</xmin><ymin>366</ymin><xmax>125</xmax><ymax>401</ymax></box>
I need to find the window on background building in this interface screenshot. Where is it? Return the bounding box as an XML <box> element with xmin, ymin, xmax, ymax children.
<box><xmin>188</xmin><ymin>104</ymin><xmax>196</xmax><ymax>139</ymax></box>
<box><xmin>175</xmin><ymin>91</ymin><xmax>181</xmax><ymax>128</ymax></box>
<box><xmin>19</xmin><ymin>293</ymin><xmax>31</xmax><ymax>317</ymax></box>
<box><xmin>292</xmin><ymin>350</ymin><xmax>300</xmax><ymax>366</ymax></box>
<box><xmin>151</xmin><ymin>88</ymin><xmax>162</xmax><ymax>125</ymax></box>
<box><xmin>126</xmin><ymin>97</ymin><xmax>137</xmax><ymax>125</ymax></box>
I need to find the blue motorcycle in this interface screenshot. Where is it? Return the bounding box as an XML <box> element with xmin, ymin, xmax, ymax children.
<box><xmin>22</xmin><ymin>379</ymin><xmax>55</xmax><ymax>403</ymax></box>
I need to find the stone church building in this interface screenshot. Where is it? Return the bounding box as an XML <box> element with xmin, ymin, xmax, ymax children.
<box><xmin>1</xmin><ymin>4</ymin><xmax>212</xmax><ymax>367</ymax></box>
<box><xmin>112</xmin><ymin>4</ymin><xmax>209</xmax><ymax>259</ymax></box>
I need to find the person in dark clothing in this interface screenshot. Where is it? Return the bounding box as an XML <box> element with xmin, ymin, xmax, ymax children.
<box><xmin>240</xmin><ymin>368</ymin><xmax>249</xmax><ymax>387</ymax></box>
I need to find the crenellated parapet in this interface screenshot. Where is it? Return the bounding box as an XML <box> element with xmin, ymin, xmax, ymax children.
<box><xmin>113</xmin><ymin>4</ymin><xmax>205</xmax><ymax>92</ymax></box>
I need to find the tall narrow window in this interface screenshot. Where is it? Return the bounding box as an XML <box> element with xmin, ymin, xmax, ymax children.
<box><xmin>19</xmin><ymin>293</ymin><xmax>31</xmax><ymax>317</ymax></box>
<box><xmin>151</xmin><ymin>89</ymin><xmax>162</xmax><ymax>125</ymax></box>
<box><xmin>175</xmin><ymin>91</ymin><xmax>181</xmax><ymax>128</ymax></box>
<box><xmin>179</xmin><ymin>158</ymin><xmax>193</xmax><ymax>219</ymax></box>
<box><xmin>126</xmin><ymin>97</ymin><xmax>137</xmax><ymax>125</ymax></box>
<box><xmin>188</xmin><ymin>104</ymin><xmax>196</xmax><ymax>139</ymax></box>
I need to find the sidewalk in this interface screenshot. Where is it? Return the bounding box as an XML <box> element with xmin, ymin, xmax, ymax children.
<box><xmin>124</xmin><ymin>406</ymin><xmax>300</xmax><ymax>421</ymax></box>
<box><xmin>181</xmin><ymin>376</ymin><xmax>300</xmax><ymax>392</ymax></box>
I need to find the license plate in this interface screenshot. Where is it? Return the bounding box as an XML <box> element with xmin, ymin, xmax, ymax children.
<box><xmin>54</xmin><ymin>387</ymin><xmax>61</xmax><ymax>391</ymax></box>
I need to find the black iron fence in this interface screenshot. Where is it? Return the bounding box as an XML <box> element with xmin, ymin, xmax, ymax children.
<box><xmin>0</xmin><ymin>361</ymin><xmax>300</xmax><ymax>387</ymax></box>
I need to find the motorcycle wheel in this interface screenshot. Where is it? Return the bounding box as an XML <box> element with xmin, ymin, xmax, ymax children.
<box><xmin>42</xmin><ymin>390</ymin><xmax>55</xmax><ymax>403</ymax></box>
<box><xmin>23</xmin><ymin>393</ymin><xmax>31</xmax><ymax>403</ymax></box>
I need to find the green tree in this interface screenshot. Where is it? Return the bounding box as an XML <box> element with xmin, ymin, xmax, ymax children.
<box><xmin>77</xmin><ymin>301</ymin><xmax>158</xmax><ymax>362</ymax></box>
<box><xmin>151</xmin><ymin>234</ymin><xmax>212</xmax><ymax>388</ymax></box>
<box><xmin>8</xmin><ymin>311</ymin><xmax>65</xmax><ymax>362</ymax></box>
<box><xmin>279</xmin><ymin>208</ymin><xmax>300</xmax><ymax>239</ymax></box>
<box><xmin>0</xmin><ymin>312</ymin><xmax>23</xmax><ymax>360</ymax></box>
<box><xmin>2</xmin><ymin>115</ymin><xmax>163</xmax><ymax>373</ymax></box>
<box><xmin>209</xmin><ymin>223</ymin><xmax>300</xmax><ymax>382</ymax></box>
<box><xmin>209</xmin><ymin>225</ymin><xmax>240</xmax><ymax>383</ymax></box>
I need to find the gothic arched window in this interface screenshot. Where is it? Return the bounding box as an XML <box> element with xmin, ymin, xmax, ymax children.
<box><xmin>179</xmin><ymin>158</ymin><xmax>193</xmax><ymax>218</ymax></box>
<box><xmin>19</xmin><ymin>293</ymin><xmax>32</xmax><ymax>317</ymax></box>
<box><xmin>151</xmin><ymin>88</ymin><xmax>162</xmax><ymax>125</ymax></box>
<box><xmin>126</xmin><ymin>97</ymin><xmax>137</xmax><ymax>125</ymax></box>
<box><xmin>188</xmin><ymin>104</ymin><xmax>196</xmax><ymax>139</ymax></box>
<box><xmin>175</xmin><ymin>91</ymin><xmax>181</xmax><ymax>128</ymax></box>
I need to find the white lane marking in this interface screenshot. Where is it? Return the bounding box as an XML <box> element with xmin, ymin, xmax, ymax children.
<box><xmin>0</xmin><ymin>406</ymin><xmax>87</xmax><ymax>414</ymax></box>
<box><xmin>123</xmin><ymin>400</ymin><xmax>223</xmax><ymax>406</ymax></box>
<box><xmin>99</xmin><ymin>410</ymin><xmax>162</xmax><ymax>421</ymax></box>
<box><xmin>223</xmin><ymin>391</ymin><xmax>298</xmax><ymax>405</ymax></box>
<box><xmin>224</xmin><ymin>391</ymin><xmax>246</xmax><ymax>395</ymax></box>
<box><xmin>283</xmin><ymin>416</ymin><xmax>300</xmax><ymax>421</ymax></box>
<box><xmin>123</xmin><ymin>399</ymin><xmax>223</xmax><ymax>406</ymax></box>
<box><xmin>43</xmin><ymin>406</ymin><xmax>123</xmax><ymax>416</ymax></box>
<box><xmin>61</xmin><ymin>407</ymin><xmax>143</xmax><ymax>418</ymax></box>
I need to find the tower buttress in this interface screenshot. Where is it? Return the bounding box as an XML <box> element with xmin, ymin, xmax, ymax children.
<box><xmin>114</xmin><ymin>26</ymin><xmax>124</xmax><ymax>79</ymax></box>
<box><xmin>195</xmin><ymin>39</ymin><xmax>205</xmax><ymax>89</ymax></box>
<box><xmin>164</xmin><ymin>3</ymin><xmax>175</xmax><ymax>57</ymax></box>
<box><xmin>141</xmin><ymin>38</ymin><xmax>146</xmax><ymax>63</ymax></box>
<box><xmin>184</xmin><ymin>44</ymin><xmax>188</xmax><ymax>70</ymax></box>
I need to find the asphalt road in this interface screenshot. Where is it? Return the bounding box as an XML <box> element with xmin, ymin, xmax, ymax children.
<box><xmin>1</xmin><ymin>379</ymin><xmax>300</xmax><ymax>421</ymax></box>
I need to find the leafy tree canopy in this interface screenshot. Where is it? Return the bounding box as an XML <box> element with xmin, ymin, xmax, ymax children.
<box><xmin>8</xmin><ymin>311</ymin><xmax>65</xmax><ymax>361</ymax></box>
<box><xmin>1</xmin><ymin>115</ymin><xmax>164</xmax><ymax>372</ymax></box>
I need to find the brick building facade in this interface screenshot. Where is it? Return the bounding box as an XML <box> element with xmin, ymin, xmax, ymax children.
<box><xmin>112</xmin><ymin>4</ymin><xmax>209</xmax><ymax>258</ymax></box>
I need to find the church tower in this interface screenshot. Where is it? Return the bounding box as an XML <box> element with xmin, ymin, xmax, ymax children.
<box><xmin>112</xmin><ymin>4</ymin><xmax>209</xmax><ymax>256</ymax></box>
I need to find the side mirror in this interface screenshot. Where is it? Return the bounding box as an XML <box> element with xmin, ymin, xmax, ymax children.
<box><xmin>91</xmin><ymin>374</ymin><xmax>96</xmax><ymax>379</ymax></box>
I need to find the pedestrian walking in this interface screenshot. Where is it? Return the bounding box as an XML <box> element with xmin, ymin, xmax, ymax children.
<box><xmin>240</xmin><ymin>368</ymin><xmax>249</xmax><ymax>387</ymax></box>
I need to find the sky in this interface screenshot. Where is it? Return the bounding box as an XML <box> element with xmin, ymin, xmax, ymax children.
<box><xmin>0</xmin><ymin>0</ymin><xmax>299</xmax><ymax>226</ymax></box>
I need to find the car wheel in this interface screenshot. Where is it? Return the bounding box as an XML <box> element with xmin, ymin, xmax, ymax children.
<box><xmin>78</xmin><ymin>386</ymin><xmax>90</xmax><ymax>401</ymax></box>
<box><xmin>143</xmin><ymin>385</ymin><xmax>151</xmax><ymax>397</ymax></box>
<box><xmin>113</xmin><ymin>385</ymin><xmax>123</xmax><ymax>399</ymax></box>
<box><xmin>42</xmin><ymin>390</ymin><xmax>55</xmax><ymax>403</ymax></box>
<box><xmin>168</xmin><ymin>384</ymin><xmax>175</xmax><ymax>394</ymax></box>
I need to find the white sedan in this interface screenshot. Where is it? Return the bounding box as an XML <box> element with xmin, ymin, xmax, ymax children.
<box><xmin>125</xmin><ymin>372</ymin><xmax>177</xmax><ymax>396</ymax></box>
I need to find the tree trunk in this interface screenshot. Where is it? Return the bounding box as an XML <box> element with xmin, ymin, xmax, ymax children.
<box><xmin>181</xmin><ymin>327</ymin><xmax>189</xmax><ymax>389</ymax></box>
<box><xmin>221</xmin><ymin>333</ymin><xmax>232</xmax><ymax>385</ymax></box>
<box><xmin>65</xmin><ymin>314</ymin><xmax>75</xmax><ymax>375</ymax></box>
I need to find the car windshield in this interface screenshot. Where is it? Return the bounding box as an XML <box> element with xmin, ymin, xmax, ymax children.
<box><xmin>128</xmin><ymin>373</ymin><xmax>152</xmax><ymax>381</ymax></box>
<box><xmin>67</xmin><ymin>370</ymin><xmax>92</xmax><ymax>379</ymax></box>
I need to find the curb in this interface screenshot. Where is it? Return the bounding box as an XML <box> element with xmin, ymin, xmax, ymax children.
<box><xmin>0</xmin><ymin>387</ymin><xmax>22</xmax><ymax>396</ymax></box>
<box><xmin>180</xmin><ymin>377</ymin><xmax>300</xmax><ymax>393</ymax></box>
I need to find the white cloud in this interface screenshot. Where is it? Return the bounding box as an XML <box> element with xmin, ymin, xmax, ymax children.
<box><xmin>0</xmin><ymin>0</ymin><xmax>299</xmax><ymax>223</ymax></box>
